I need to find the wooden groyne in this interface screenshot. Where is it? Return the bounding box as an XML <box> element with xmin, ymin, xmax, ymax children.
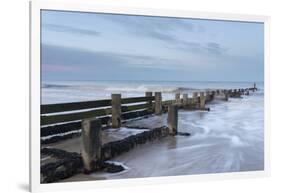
<box><xmin>40</xmin><ymin>84</ymin><xmax>258</xmax><ymax>183</ymax></box>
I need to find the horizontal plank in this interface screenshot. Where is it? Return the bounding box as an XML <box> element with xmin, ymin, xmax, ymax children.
<box><xmin>41</xmin><ymin>99</ymin><xmax>111</xmax><ymax>114</ymax></box>
<box><xmin>121</xmin><ymin>109</ymin><xmax>152</xmax><ymax>120</ymax></box>
<box><xmin>41</xmin><ymin>104</ymin><xmax>150</xmax><ymax>126</ymax></box>
<box><xmin>41</xmin><ymin>121</ymin><xmax>81</xmax><ymax>137</ymax></box>
<box><xmin>121</xmin><ymin>96</ymin><xmax>154</xmax><ymax>104</ymax></box>
<box><xmin>41</xmin><ymin>116</ymin><xmax>111</xmax><ymax>137</ymax></box>
<box><xmin>122</xmin><ymin>103</ymin><xmax>150</xmax><ymax>112</ymax></box>
<box><xmin>162</xmin><ymin>100</ymin><xmax>174</xmax><ymax>105</ymax></box>
<box><xmin>41</xmin><ymin>108</ymin><xmax>112</xmax><ymax>125</ymax></box>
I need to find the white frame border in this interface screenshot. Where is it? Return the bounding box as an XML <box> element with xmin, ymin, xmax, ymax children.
<box><xmin>30</xmin><ymin>0</ymin><xmax>271</xmax><ymax>192</ymax></box>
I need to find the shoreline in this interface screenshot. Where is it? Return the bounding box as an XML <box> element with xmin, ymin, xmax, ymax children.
<box><xmin>40</xmin><ymin>87</ymin><xmax>264</xmax><ymax>183</ymax></box>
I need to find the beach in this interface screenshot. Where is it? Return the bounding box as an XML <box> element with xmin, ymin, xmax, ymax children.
<box><xmin>41</xmin><ymin>80</ymin><xmax>264</xmax><ymax>182</ymax></box>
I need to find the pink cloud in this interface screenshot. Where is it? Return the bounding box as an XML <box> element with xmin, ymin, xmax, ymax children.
<box><xmin>42</xmin><ymin>64</ymin><xmax>81</xmax><ymax>72</ymax></box>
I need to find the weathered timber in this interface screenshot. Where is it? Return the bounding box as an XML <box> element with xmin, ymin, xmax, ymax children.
<box><xmin>145</xmin><ymin>92</ymin><xmax>153</xmax><ymax>112</ymax></box>
<box><xmin>200</xmin><ymin>92</ymin><xmax>206</xmax><ymax>108</ymax></box>
<box><xmin>155</xmin><ymin>92</ymin><xmax>162</xmax><ymax>115</ymax></box>
<box><xmin>121</xmin><ymin>109</ymin><xmax>152</xmax><ymax>120</ymax></box>
<box><xmin>41</xmin><ymin>116</ymin><xmax>112</xmax><ymax>138</ymax></box>
<box><xmin>162</xmin><ymin>100</ymin><xmax>174</xmax><ymax>106</ymax></box>
<box><xmin>81</xmin><ymin>118</ymin><xmax>102</xmax><ymax>173</ymax></box>
<box><xmin>41</xmin><ymin>108</ymin><xmax>112</xmax><ymax>125</ymax></box>
<box><xmin>192</xmin><ymin>92</ymin><xmax>198</xmax><ymax>105</ymax></box>
<box><xmin>121</xmin><ymin>103</ymin><xmax>150</xmax><ymax>112</ymax></box>
<box><xmin>41</xmin><ymin>99</ymin><xmax>112</xmax><ymax>114</ymax></box>
<box><xmin>121</xmin><ymin>96</ymin><xmax>154</xmax><ymax>104</ymax></box>
<box><xmin>167</xmin><ymin>105</ymin><xmax>178</xmax><ymax>135</ymax></box>
<box><xmin>183</xmin><ymin>94</ymin><xmax>188</xmax><ymax>105</ymax></box>
<box><xmin>175</xmin><ymin>93</ymin><xmax>181</xmax><ymax>104</ymax></box>
<box><xmin>41</xmin><ymin>121</ymin><xmax>81</xmax><ymax>137</ymax></box>
<box><xmin>111</xmin><ymin>94</ymin><xmax>121</xmax><ymax>128</ymax></box>
<box><xmin>224</xmin><ymin>91</ymin><xmax>229</xmax><ymax>101</ymax></box>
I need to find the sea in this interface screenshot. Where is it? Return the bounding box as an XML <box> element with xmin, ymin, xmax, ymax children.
<box><xmin>42</xmin><ymin>80</ymin><xmax>264</xmax><ymax>178</ymax></box>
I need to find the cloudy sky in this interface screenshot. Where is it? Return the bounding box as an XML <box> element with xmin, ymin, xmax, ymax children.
<box><xmin>41</xmin><ymin>10</ymin><xmax>264</xmax><ymax>82</ymax></box>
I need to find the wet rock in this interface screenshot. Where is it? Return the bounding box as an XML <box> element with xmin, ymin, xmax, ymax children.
<box><xmin>41</xmin><ymin>126</ymin><xmax>169</xmax><ymax>183</ymax></box>
<box><xmin>104</xmin><ymin>162</ymin><xmax>125</xmax><ymax>173</ymax></box>
<box><xmin>177</xmin><ymin>132</ymin><xmax>191</xmax><ymax>136</ymax></box>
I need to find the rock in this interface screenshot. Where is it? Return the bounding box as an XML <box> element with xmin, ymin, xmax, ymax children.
<box><xmin>177</xmin><ymin>132</ymin><xmax>191</xmax><ymax>136</ymax></box>
<box><xmin>105</xmin><ymin>162</ymin><xmax>125</xmax><ymax>173</ymax></box>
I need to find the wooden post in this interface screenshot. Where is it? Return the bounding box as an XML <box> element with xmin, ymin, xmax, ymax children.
<box><xmin>192</xmin><ymin>92</ymin><xmax>198</xmax><ymax>105</ymax></box>
<box><xmin>81</xmin><ymin>118</ymin><xmax>102</xmax><ymax>173</ymax></box>
<box><xmin>206</xmin><ymin>91</ymin><xmax>211</xmax><ymax>101</ymax></box>
<box><xmin>175</xmin><ymin>93</ymin><xmax>181</xmax><ymax>104</ymax></box>
<box><xmin>224</xmin><ymin>91</ymin><xmax>229</xmax><ymax>101</ymax></box>
<box><xmin>254</xmin><ymin>83</ymin><xmax>257</xmax><ymax>91</ymax></box>
<box><xmin>155</xmin><ymin>92</ymin><xmax>162</xmax><ymax>115</ymax></box>
<box><xmin>145</xmin><ymin>92</ymin><xmax>153</xmax><ymax>112</ymax></box>
<box><xmin>183</xmin><ymin>94</ymin><xmax>188</xmax><ymax>106</ymax></box>
<box><xmin>200</xmin><ymin>92</ymin><xmax>205</xmax><ymax>108</ymax></box>
<box><xmin>211</xmin><ymin>91</ymin><xmax>215</xmax><ymax>100</ymax></box>
<box><xmin>111</xmin><ymin>94</ymin><xmax>121</xmax><ymax>128</ymax></box>
<box><xmin>167</xmin><ymin>104</ymin><xmax>178</xmax><ymax>135</ymax></box>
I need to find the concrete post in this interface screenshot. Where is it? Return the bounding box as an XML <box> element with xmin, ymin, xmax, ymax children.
<box><xmin>175</xmin><ymin>93</ymin><xmax>181</xmax><ymax>104</ymax></box>
<box><xmin>81</xmin><ymin>118</ymin><xmax>102</xmax><ymax>173</ymax></box>
<box><xmin>145</xmin><ymin>92</ymin><xmax>153</xmax><ymax>112</ymax></box>
<box><xmin>111</xmin><ymin>94</ymin><xmax>121</xmax><ymax>128</ymax></box>
<box><xmin>155</xmin><ymin>92</ymin><xmax>162</xmax><ymax>115</ymax></box>
<box><xmin>167</xmin><ymin>104</ymin><xmax>178</xmax><ymax>135</ymax></box>
<box><xmin>183</xmin><ymin>94</ymin><xmax>188</xmax><ymax>106</ymax></box>
<box><xmin>200</xmin><ymin>92</ymin><xmax>205</xmax><ymax>108</ymax></box>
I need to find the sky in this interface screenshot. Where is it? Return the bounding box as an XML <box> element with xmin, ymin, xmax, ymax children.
<box><xmin>41</xmin><ymin>10</ymin><xmax>264</xmax><ymax>82</ymax></box>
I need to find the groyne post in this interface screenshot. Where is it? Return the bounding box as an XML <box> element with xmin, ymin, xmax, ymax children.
<box><xmin>175</xmin><ymin>93</ymin><xmax>181</xmax><ymax>104</ymax></box>
<box><xmin>211</xmin><ymin>91</ymin><xmax>215</xmax><ymax>100</ymax></box>
<box><xmin>254</xmin><ymin>83</ymin><xmax>257</xmax><ymax>91</ymax></box>
<box><xmin>193</xmin><ymin>92</ymin><xmax>198</xmax><ymax>106</ymax></box>
<box><xmin>145</xmin><ymin>92</ymin><xmax>153</xmax><ymax>112</ymax></box>
<box><xmin>167</xmin><ymin>104</ymin><xmax>178</xmax><ymax>135</ymax></box>
<box><xmin>224</xmin><ymin>90</ymin><xmax>229</xmax><ymax>101</ymax></box>
<box><xmin>155</xmin><ymin>92</ymin><xmax>162</xmax><ymax>115</ymax></box>
<box><xmin>81</xmin><ymin>118</ymin><xmax>102</xmax><ymax>173</ymax></box>
<box><xmin>205</xmin><ymin>91</ymin><xmax>210</xmax><ymax>101</ymax></box>
<box><xmin>111</xmin><ymin>94</ymin><xmax>121</xmax><ymax>128</ymax></box>
<box><xmin>200</xmin><ymin>92</ymin><xmax>205</xmax><ymax>108</ymax></box>
<box><xmin>183</xmin><ymin>94</ymin><xmax>188</xmax><ymax>106</ymax></box>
